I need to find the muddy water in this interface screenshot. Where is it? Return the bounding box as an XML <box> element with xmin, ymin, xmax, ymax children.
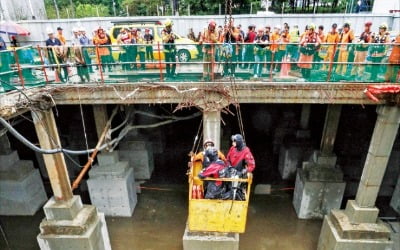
<box><xmin>106</xmin><ymin>185</ymin><xmax>321</xmax><ymax>250</ymax></box>
<box><xmin>0</xmin><ymin>186</ymin><xmax>321</xmax><ymax>250</ymax></box>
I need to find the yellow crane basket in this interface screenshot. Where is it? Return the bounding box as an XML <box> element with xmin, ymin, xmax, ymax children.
<box><xmin>188</xmin><ymin>159</ymin><xmax>252</xmax><ymax>233</ymax></box>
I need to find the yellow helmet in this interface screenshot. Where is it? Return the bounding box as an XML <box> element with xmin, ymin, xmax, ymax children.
<box><xmin>308</xmin><ymin>23</ymin><xmax>316</xmax><ymax>30</ymax></box>
<box><xmin>165</xmin><ymin>19</ymin><xmax>173</xmax><ymax>27</ymax></box>
<box><xmin>379</xmin><ymin>23</ymin><xmax>388</xmax><ymax>30</ymax></box>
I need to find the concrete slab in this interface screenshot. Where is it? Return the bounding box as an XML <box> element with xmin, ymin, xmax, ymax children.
<box><xmin>183</xmin><ymin>224</ymin><xmax>239</xmax><ymax>250</ymax></box>
<box><xmin>293</xmin><ymin>169</ymin><xmax>345</xmax><ymax>219</ymax></box>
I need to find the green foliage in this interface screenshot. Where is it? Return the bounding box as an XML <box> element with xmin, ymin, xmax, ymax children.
<box><xmin>75</xmin><ymin>4</ymin><xmax>110</xmax><ymax>17</ymax></box>
<box><xmin>122</xmin><ymin>0</ymin><xmax>162</xmax><ymax>16</ymax></box>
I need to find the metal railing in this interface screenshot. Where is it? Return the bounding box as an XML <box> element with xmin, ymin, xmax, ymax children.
<box><xmin>0</xmin><ymin>42</ymin><xmax>399</xmax><ymax>93</ymax></box>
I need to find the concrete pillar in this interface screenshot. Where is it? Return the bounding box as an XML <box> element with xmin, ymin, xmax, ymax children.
<box><xmin>300</xmin><ymin>104</ymin><xmax>311</xmax><ymax>130</ymax></box>
<box><xmin>293</xmin><ymin>105</ymin><xmax>345</xmax><ymax>219</ymax></box>
<box><xmin>32</xmin><ymin>109</ymin><xmax>73</xmax><ymax>201</ymax></box>
<box><xmin>87</xmin><ymin>151</ymin><xmax>137</xmax><ymax>216</ymax></box>
<box><xmin>93</xmin><ymin>105</ymin><xmax>108</xmax><ymax>142</ymax></box>
<box><xmin>0</xmin><ymin>132</ymin><xmax>12</xmax><ymax>154</ymax></box>
<box><xmin>0</xmin><ymin>134</ymin><xmax>47</xmax><ymax>215</ymax></box>
<box><xmin>33</xmin><ymin>109</ymin><xmax>111</xmax><ymax>250</ymax></box>
<box><xmin>318</xmin><ymin>105</ymin><xmax>399</xmax><ymax>250</ymax></box>
<box><xmin>119</xmin><ymin>140</ymin><xmax>154</xmax><ymax>180</ymax></box>
<box><xmin>203</xmin><ymin>110</ymin><xmax>221</xmax><ymax>150</ymax></box>
<box><xmin>320</xmin><ymin>105</ymin><xmax>341</xmax><ymax>156</ymax></box>
<box><xmin>391</xmin><ymin>174</ymin><xmax>400</xmax><ymax>214</ymax></box>
<box><xmin>279</xmin><ymin>105</ymin><xmax>313</xmax><ymax>180</ymax></box>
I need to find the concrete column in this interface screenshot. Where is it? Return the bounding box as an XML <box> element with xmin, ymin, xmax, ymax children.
<box><xmin>300</xmin><ymin>104</ymin><xmax>311</xmax><ymax>130</ymax></box>
<box><xmin>293</xmin><ymin>105</ymin><xmax>345</xmax><ymax>219</ymax></box>
<box><xmin>33</xmin><ymin>109</ymin><xmax>112</xmax><ymax>249</ymax></box>
<box><xmin>318</xmin><ymin>105</ymin><xmax>400</xmax><ymax>250</ymax></box>
<box><xmin>355</xmin><ymin>105</ymin><xmax>400</xmax><ymax>208</ymax></box>
<box><xmin>93</xmin><ymin>105</ymin><xmax>108</xmax><ymax>141</ymax></box>
<box><xmin>391</xmin><ymin>174</ymin><xmax>400</xmax><ymax>213</ymax></box>
<box><xmin>203</xmin><ymin>110</ymin><xmax>221</xmax><ymax>150</ymax></box>
<box><xmin>0</xmin><ymin>132</ymin><xmax>12</xmax><ymax>154</ymax></box>
<box><xmin>320</xmin><ymin>105</ymin><xmax>342</xmax><ymax>156</ymax></box>
<box><xmin>32</xmin><ymin>109</ymin><xmax>73</xmax><ymax>201</ymax></box>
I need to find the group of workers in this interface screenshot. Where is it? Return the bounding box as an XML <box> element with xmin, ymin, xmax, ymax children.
<box><xmin>34</xmin><ymin>18</ymin><xmax>400</xmax><ymax>83</ymax></box>
<box><xmin>195</xmin><ymin>19</ymin><xmax>399</xmax><ymax>82</ymax></box>
<box><xmin>193</xmin><ymin>134</ymin><xmax>255</xmax><ymax>200</ymax></box>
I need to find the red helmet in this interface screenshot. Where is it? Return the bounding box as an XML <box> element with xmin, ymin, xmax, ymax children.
<box><xmin>365</xmin><ymin>21</ymin><xmax>372</xmax><ymax>27</ymax></box>
<box><xmin>209</xmin><ymin>19</ymin><xmax>216</xmax><ymax>28</ymax></box>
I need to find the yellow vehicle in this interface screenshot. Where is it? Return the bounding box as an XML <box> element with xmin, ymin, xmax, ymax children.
<box><xmin>109</xmin><ymin>20</ymin><xmax>198</xmax><ymax>62</ymax></box>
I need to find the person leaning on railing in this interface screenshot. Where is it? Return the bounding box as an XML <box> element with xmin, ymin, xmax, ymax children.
<box><xmin>335</xmin><ymin>22</ymin><xmax>355</xmax><ymax>76</ymax></box>
<box><xmin>322</xmin><ymin>23</ymin><xmax>339</xmax><ymax>71</ymax></box>
<box><xmin>117</xmin><ymin>28</ymin><xmax>132</xmax><ymax>71</ymax></box>
<box><xmin>79</xmin><ymin>27</ymin><xmax>94</xmax><ymax>73</ymax></box>
<box><xmin>144</xmin><ymin>28</ymin><xmax>154</xmax><ymax>62</ymax></box>
<box><xmin>351</xmin><ymin>21</ymin><xmax>373</xmax><ymax>80</ymax></box>
<box><xmin>161</xmin><ymin>19</ymin><xmax>177</xmax><ymax>78</ymax></box>
<box><xmin>253</xmin><ymin>26</ymin><xmax>269</xmax><ymax>78</ymax></box>
<box><xmin>298</xmin><ymin>23</ymin><xmax>321</xmax><ymax>80</ymax></box>
<box><xmin>136</xmin><ymin>29</ymin><xmax>146</xmax><ymax>70</ymax></box>
<box><xmin>93</xmin><ymin>27</ymin><xmax>113</xmax><ymax>73</ymax></box>
<box><xmin>369</xmin><ymin>23</ymin><xmax>390</xmax><ymax>81</ymax></box>
<box><xmin>385</xmin><ymin>33</ymin><xmax>400</xmax><ymax>83</ymax></box>
<box><xmin>199</xmin><ymin>19</ymin><xmax>219</xmax><ymax>81</ymax></box>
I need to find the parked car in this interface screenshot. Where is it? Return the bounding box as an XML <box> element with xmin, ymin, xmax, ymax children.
<box><xmin>109</xmin><ymin>20</ymin><xmax>198</xmax><ymax>62</ymax></box>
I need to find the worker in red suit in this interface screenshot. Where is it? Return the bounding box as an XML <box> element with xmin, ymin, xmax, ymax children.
<box><xmin>198</xmin><ymin>147</ymin><xmax>227</xmax><ymax>199</ymax></box>
<box><xmin>226</xmin><ymin>134</ymin><xmax>255</xmax><ymax>175</ymax></box>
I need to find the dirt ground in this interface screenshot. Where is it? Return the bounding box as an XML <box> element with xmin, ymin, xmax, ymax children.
<box><xmin>0</xmin><ymin>184</ymin><xmax>322</xmax><ymax>250</ymax></box>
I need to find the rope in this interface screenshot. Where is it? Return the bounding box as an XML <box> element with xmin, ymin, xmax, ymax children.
<box><xmin>77</xmin><ymin>87</ymin><xmax>91</xmax><ymax>166</ymax></box>
<box><xmin>190</xmin><ymin>117</ymin><xmax>203</xmax><ymax>155</ymax></box>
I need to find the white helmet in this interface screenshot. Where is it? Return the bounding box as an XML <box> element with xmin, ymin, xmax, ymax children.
<box><xmin>274</xmin><ymin>24</ymin><xmax>281</xmax><ymax>30</ymax></box>
<box><xmin>46</xmin><ymin>27</ymin><xmax>54</xmax><ymax>34</ymax></box>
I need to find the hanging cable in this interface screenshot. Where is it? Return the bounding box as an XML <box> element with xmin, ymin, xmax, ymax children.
<box><xmin>77</xmin><ymin>87</ymin><xmax>91</xmax><ymax>165</ymax></box>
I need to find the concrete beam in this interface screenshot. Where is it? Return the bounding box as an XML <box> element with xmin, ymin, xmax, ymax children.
<box><xmin>0</xmin><ymin>83</ymin><xmax>381</xmax><ymax>120</ymax></box>
<box><xmin>93</xmin><ymin>105</ymin><xmax>108</xmax><ymax>142</ymax></box>
<box><xmin>32</xmin><ymin>109</ymin><xmax>73</xmax><ymax>201</ymax></box>
<box><xmin>203</xmin><ymin>110</ymin><xmax>221</xmax><ymax>150</ymax></box>
<box><xmin>320</xmin><ymin>105</ymin><xmax>342</xmax><ymax>156</ymax></box>
<box><xmin>355</xmin><ymin>105</ymin><xmax>400</xmax><ymax>208</ymax></box>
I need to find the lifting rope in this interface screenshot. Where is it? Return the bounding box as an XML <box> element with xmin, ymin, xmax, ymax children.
<box><xmin>223</xmin><ymin>0</ymin><xmax>246</xmax><ymax>143</ymax></box>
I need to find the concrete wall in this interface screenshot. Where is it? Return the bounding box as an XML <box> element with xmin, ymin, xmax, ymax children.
<box><xmin>11</xmin><ymin>13</ymin><xmax>399</xmax><ymax>46</ymax></box>
<box><xmin>0</xmin><ymin>0</ymin><xmax>46</xmax><ymax>21</ymax></box>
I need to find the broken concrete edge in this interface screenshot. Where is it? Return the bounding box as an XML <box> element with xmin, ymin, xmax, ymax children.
<box><xmin>318</xmin><ymin>213</ymin><xmax>394</xmax><ymax>250</ymax></box>
<box><xmin>183</xmin><ymin>223</ymin><xmax>239</xmax><ymax>250</ymax></box>
<box><xmin>329</xmin><ymin>210</ymin><xmax>391</xmax><ymax>240</ymax></box>
<box><xmin>40</xmin><ymin>205</ymin><xmax>98</xmax><ymax>235</ymax></box>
